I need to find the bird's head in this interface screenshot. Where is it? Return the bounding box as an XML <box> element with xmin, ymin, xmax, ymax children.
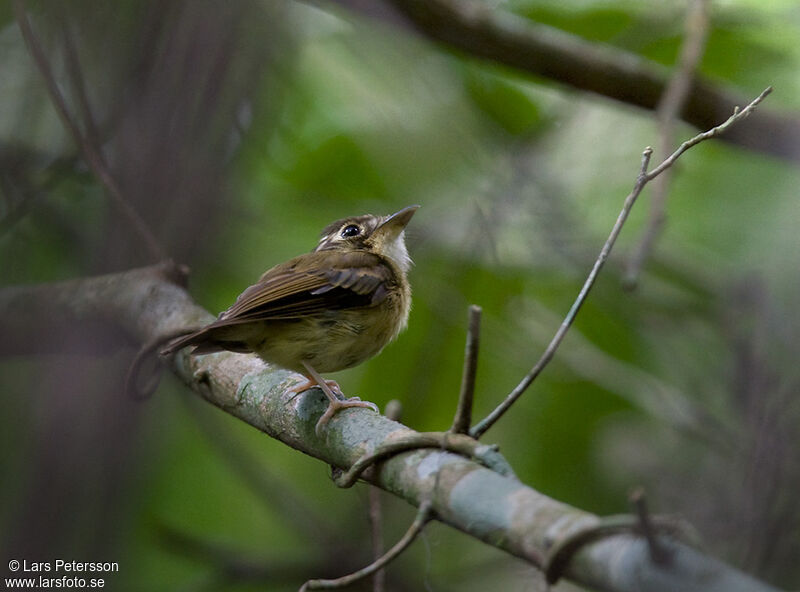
<box><xmin>315</xmin><ymin>205</ymin><xmax>419</xmax><ymax>272</ymax></box>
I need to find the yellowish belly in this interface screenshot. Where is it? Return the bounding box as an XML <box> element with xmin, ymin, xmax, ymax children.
<box><xmin>247</xmin><ymin>292</ymin><xmax>409</xmax><ymax>374</ymax></box>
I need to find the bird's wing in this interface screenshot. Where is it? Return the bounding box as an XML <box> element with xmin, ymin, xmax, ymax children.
<box><xmin>217</xmin><ymin>251</ymin><xmax>394</xmax><ymax>323</ymax></box>
<box><xmin>159</xmin><ymin>251</ymin><xmax>396</xmax><ymax>356</ymax></box>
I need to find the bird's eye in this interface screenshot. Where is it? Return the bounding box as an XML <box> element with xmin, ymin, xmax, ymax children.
<box><xmin>341</xmin><ymin>224</ymin><xmax>361</xmax><ymax>238</ymax></box>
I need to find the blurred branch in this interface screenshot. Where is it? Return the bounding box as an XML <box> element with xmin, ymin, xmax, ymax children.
<box><xmin>59</xmin><ymin>14</ymin><xmax>104</xmax><ymax>154</ymax></box>
<box><xmin>367</xmin><ymin>401</ymin><xmax>403</xmax><ymax>592</ymax></box>
<box><xmin>0</xmin><ymin>182</ymin><xmax>43</xmax><ymax>237</ymax></box>
<box><xmin>367</xmin><ymin>486</ymin><xmax>386</xmax><ymax>592</ymax></box>
<box><xmin>470</xmin><ymin>87</ymin><xmax>772</xmax><ymax>440</ymax></box>
<box><xmin>625</xmin><ymin>0</ymin><xmax>711</xmax><ymax>288</ymax></box>
<box><xmin>182</xmin><ymin>397</ymin><xmax>344</xmax><ymax>550</ymax></box>
<box><xmin>327</xmin><ymin>0</ymin><xmax>800</xmax><ymax>163</ymax></box>
<box><xmin>300</xmin><ymin>501</ymin><xmax>433</xmax><ymax>591</ymax></box>
<box><xmin>519</xmin><ymin>299</ymin><xmax>734</xmax><ymax>453</ymax></box>
<box><xmin>0</xmin><ymin>154</ymin><xmax>78</xmax><ymax>237</ymax></box>
<box><xmin>158</xmin><ymin>523</ymin><xmax>325</xmax><ymax>586</ymax></box>
<box><xmin>13</xmin><ymin>0</ymin><xmax>167</xmax><ymax>261</ymax></box>
<box><xmin>0</xmin><ymin>263</ymin><xmax>783</xmax><ymax>592</ymax></box>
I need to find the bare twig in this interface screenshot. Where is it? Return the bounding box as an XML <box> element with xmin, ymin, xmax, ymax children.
<box><xmin>646</xmin><ymin>87</ymin><xmax>771</xmax><ymax>179</ymax></box>
<box><xmin>13</xmin><ymin>0</ymin><xmax>167</xmax><ymax>261</ymax></box>
<box><xmin>625</xmin><ymin>0</ymin><xmax>711</xmax><ymax>288</ymax></box>
<box><xmin>333</xmin><ymin>431</ymin><xmax>515</xmax><ymax>488</ymax></box>
<box><xmin>630</xmin><ymin>487</ymin><xmax>672</xmax><ymax>565</ymax></box>
<box><xmin>450</xmin><ymin>305</ymin><xmax>482</xmax><ymax>434</ymax></box>
<box><xmin>470</xmin><ymin>148</ymin><xmax>652</xmax><ymax>439</ymax></box>
<box><xmin>299</xmin><ymin>501</ymin><xmax>433</xmax><ymax>591</ymax></box>
<box><xmin>470</xmin><ymin>87</ymin><xmax>772</xmax><ymax>440</ymax></box>
<box><xmin>543</xmin><ymin>511</ymin><xmax>697</xmax><ymax>585</ymax></box>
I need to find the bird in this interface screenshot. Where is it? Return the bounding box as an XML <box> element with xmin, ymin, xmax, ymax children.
<box><xmin>161</xmin><ymin>205</ymin><xmax>419</xmax><ymax>434</ymax></box>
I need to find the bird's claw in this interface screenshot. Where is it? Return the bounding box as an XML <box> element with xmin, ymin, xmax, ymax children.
<box><xmin>315</xmin><ymin>396</ymin><xmax>379</xmax><ymax>436</ymax></box>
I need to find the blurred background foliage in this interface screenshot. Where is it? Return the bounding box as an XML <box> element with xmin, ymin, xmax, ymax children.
<box><xmin>1</xmin><ymin>0</ymin><xmax>799</xmax><ymax>590</ymax></box>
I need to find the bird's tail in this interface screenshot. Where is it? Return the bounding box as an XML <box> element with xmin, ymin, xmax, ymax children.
<box><xmin>126</xmin><ymin>326</ymin><xmax>202</xmax><ymax>400</ymax></box>
<box><xmin>159</xmin><ymin>330</ymin><xmax>204</xmax><ymax>356</ymax></box>
<box><xmin>160</xmin><ymin>325</ymin><xmax>247</xmax><ymax>356</ymax></box>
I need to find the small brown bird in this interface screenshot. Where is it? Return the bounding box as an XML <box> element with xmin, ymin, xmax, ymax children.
<box><xmin>161</xmin><ymin>205</ymin><xmax>418</xmax><ymax>433</ymax></box>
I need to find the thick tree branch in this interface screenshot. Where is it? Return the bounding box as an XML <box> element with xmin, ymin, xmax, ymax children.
<box><xmin>0</xmin><ymin>264</ymin><xmax>782</xmax><ymax>592</ymax></box>
<box><xmin>327</xmin><ymin>0</ymin><xmax>800</xmax><ymax>163</ymax></box>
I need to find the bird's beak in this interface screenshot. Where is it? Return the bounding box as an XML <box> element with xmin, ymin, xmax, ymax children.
<box><xmin>377</xmin><ymin>205</ymin><xmax>419</xmax><ymax>236</ymax></box>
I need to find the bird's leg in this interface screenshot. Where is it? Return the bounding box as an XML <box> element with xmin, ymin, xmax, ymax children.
<box><xmin>298</xmin><ymin>361</ymin><xmax>378</xmax><ymax>435</ymax></box>
<box><xmin>288</xmin><ymin>376</ymin><xmax>344</xmax><ymax>397</ymax></box>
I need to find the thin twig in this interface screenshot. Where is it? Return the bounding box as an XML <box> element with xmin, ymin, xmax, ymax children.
<box><xmin>299</xmin><ymin>501</ymin><xmax>433</xmax><ymax>591</ymax></box>
<box><xmin>625</xmin><ymin>0</ymin><xmax>711</xmax><ymax>288</ymax></box>
<box><xmin>646</xmin><ymin>87</ymin><xmax>771</xmax><ymax>179</ymax></box>
<box><xmin>13</xmin><ymin>0</ymin><xmax>167</xmax><ymax>261</ymax></box>
<box><xmin>450</xmin><ymin>305</ymin><xmax>482</xmax><ymax>434</ymax></box>
<box><xmin>630</xmin><ymin>487</ymin><xmax>672</xmax><ymax>565</ymax></box>
<box><xmin>333</xmin><ymin>431</ymin><xmax>504</xmax><ymax>488</ymax></box>
<box><xmin>470</xmin><ymin>148</ymin><xmax>652</xmax><ymax>439</ymax></box>
<box><xmin>470</xmin><ymin>87</ymin><xmax>773</xmax><ymax>440</ymax></box>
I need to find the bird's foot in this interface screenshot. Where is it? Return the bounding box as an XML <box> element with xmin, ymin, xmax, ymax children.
<box><xmin>315</xmin><ymin>396</ymin><xmax>379</xmax><ymax>436</ymax></box>
<box><xmin>295</xmin><ymin>362</ymin><xmax>378</xmax><ymax>435</ymax></box>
